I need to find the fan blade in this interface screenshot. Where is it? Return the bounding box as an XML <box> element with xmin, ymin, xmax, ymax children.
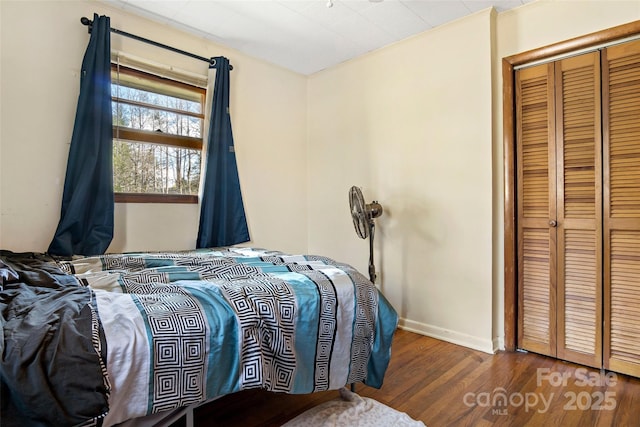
<box><xmin>349</xmin><ymin>186</ymin><xmax>369</xmax><ymax>239</ymax></box>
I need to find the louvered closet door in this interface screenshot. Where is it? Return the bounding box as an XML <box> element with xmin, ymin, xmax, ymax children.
<box><xmin>516</xmin><ymin>63</ymin><xmax>557</xmax><ymax>357</ymax></box>
<box><xmin>555</xmin><ymin>52</ymin><xmax>602</xmax><ymax>368</ymax></box>
<box><xmin>603</xmin><ymin>39</ymin><xmax>640</xmax><ymax>377</ymax></box>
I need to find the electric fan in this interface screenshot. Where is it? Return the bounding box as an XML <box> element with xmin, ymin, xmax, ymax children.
<box><xmin>349</xmin><ymin>186</ymin><xmax>383</xmax><ymax>283</ymax></box>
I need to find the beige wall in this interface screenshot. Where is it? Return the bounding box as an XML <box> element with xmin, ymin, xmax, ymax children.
<box><xmin>0</xmin><ymin>0</ymin><xmax>309</xmax><ymax>254</ymax></box>
<box><xmin>1</xmin><ymin>0</ymin><xmax>639</xmax><ymax>353</ymax></box>
<box><xmin>308</xmin><ymin>10</ymin><xmax>496</xmax><ymax>352</ymax></box>
<box><xmin>307</xmin><ymin>0</ymin><xmax>639</xmax><ymax>353</ymax></box>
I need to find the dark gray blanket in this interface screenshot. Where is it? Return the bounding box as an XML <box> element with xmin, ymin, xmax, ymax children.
<box><xmin>0</xmin><ymin>251</ymin><xmax>109</xmax><ymax>426</ymax></box>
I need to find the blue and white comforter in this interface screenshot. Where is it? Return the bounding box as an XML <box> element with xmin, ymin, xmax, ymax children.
<box><xmin>58</xmin><ymin>247</ymin><xmax>398</xmax><ymax>426</ymax></box>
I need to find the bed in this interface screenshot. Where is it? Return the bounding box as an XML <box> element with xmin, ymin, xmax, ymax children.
<box><xmin>0</xmin><ymin>247</ymin><xmax>398</xmax><ymax>426</ymax></box>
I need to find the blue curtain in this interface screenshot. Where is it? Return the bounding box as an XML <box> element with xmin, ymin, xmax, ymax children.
<box><xmin>48</xmin><ymin>14</ymin><xmax>114</xmax><ymax>256</ymax></box>
<box><xmin>197</xmin><ymin>57</ymin><xmax>250</xmax><ymax>248</ymax></box>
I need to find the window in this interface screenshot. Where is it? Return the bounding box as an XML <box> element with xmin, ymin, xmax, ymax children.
<box><xmin>111</xmin><ymin>64</ymin><xmax>206</xmax><ymax>203</ymax></box>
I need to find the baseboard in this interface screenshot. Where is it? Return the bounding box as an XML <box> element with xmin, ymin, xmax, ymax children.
<box><xmin>398</xmin><ymin>318</ymin><xmax>495</xmax><ymax>354</ymax></box>
<box><xmin>493</xmin><ymin>335</ymin><xmax>505</xmax><ymax>352</ymax></box>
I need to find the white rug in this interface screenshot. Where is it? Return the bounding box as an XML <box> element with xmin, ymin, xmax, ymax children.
<box><xmin>282</xmin><ymin>388</ymin><xmax>426</xmax><ymax>427</ymax></box>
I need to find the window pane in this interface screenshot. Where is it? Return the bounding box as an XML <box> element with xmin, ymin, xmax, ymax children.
<box><xmin>113</xmin><ymin>140</ymin><xmax>201</xmax><ymax>195</ymax></box>
<box><xmin>111</xmin><ymin>65</ymin><xmax>204</xmax><ymax>200</ymax></box>
<box><xmin>112</xmin><ymin>84</ymin><xmax>202</xmax><ymax>114</ymax></box>
<box><xmin>112</xmin><ymin>101</ymin><xmax>202</xmax><ymax>138</ymax></box>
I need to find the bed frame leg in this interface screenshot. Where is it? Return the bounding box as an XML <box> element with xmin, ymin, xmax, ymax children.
<box><xmin>186</xmin><ymin>406</ymin><xmax>194</xmax><ymax>427</ymax></box>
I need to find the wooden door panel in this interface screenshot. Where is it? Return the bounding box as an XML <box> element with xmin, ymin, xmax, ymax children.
<box><xmin>559</xmin><ymin>228</ymin><xmax>600</xmax><ymax>365</ymax></box>
<box><xmin>521</xmin><ymin>227</ymin><xmax>553</xmax><ymax>353</ymax></box>
<box><xmin>609</xmin><ymin>230</ymin><xmax>640</xmax><ymax>374</ymax></box>
<box><xmin>603</xmin><ymin>39</ymin><xmax>640</xmax><ymax>377</ymax></box>
<box><xmin>555</xmin><ymin>52</ymin><xmax>602</xmax><ymax>368</ymax></box>
<box><xmin>516</xmin><ymin>63</ymin><xmax>556</xmax><ymax>356</ymax></box>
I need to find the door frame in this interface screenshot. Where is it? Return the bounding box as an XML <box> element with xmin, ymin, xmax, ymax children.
<box><xmin>503</xmin><ymin>20</ymin><xmax>640</xmax><ymax>351</ymax></box>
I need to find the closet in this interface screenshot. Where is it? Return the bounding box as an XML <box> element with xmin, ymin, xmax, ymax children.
<box><xmin>515</xmin><ymin>39</ymin><xmax>640</xmax><ymax>377</ymax></box>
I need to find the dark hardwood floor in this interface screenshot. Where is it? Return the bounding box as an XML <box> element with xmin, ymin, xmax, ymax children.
<box><xmin>194</xmin><ymin>329</ymin><xmax>640</xmax><ymax>427</ymax></box>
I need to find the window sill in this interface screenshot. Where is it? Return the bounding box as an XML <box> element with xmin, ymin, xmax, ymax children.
<box><xmin>115</xmin><ymin>193</ymin><xmax>198</xmax><ymax>204</ymax></box>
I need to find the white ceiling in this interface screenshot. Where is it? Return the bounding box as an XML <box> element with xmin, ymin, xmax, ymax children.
<box><xmin>100</xmin><ymin>0</ymin><xmax>533</xmax><ymax>75</ymax></box>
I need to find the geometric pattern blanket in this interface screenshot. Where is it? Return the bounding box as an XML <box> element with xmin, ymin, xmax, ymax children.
<box><xmin>49</xmin><ymin>247</ymin><xmax>399</xmax><ymax>426</ymax></box>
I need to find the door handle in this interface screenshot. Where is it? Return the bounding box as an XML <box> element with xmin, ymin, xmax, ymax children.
<box><xmin>549</xmin><ymin>220</ymin><xmax>557</xmax><ymax>227</ymax></box>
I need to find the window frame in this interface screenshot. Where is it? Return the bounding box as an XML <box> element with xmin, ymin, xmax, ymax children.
<box><xmin>111</xmin><ymin>64</ymin><xmax>206</xmax><ymax>204</ymax></box>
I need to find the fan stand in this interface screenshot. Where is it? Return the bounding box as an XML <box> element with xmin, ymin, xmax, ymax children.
<box><xmin>365</xmin><ymin>200</ymin><xmax>382</xmax><ymax>284</ymax></box>
<box><xmin>349</xmin><ymin>186</ymin><xmax>383</xmax><ymax>284</ymax></box>
<box><xmin>367</xmin><ymin>219</ymin><xmax>377</xmax><ymax>283</ymax></box>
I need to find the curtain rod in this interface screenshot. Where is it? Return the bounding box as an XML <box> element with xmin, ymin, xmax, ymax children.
<box><xmin>80</xmin><ymin>16</ymin><xmax>232</xmax><ymax>70</ymax></box>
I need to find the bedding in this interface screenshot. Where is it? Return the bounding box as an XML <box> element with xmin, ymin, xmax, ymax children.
<box><xmin>0</xmin><ymin>247</ymin><xmax>398</xmax><ymax>426</ymax></box>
